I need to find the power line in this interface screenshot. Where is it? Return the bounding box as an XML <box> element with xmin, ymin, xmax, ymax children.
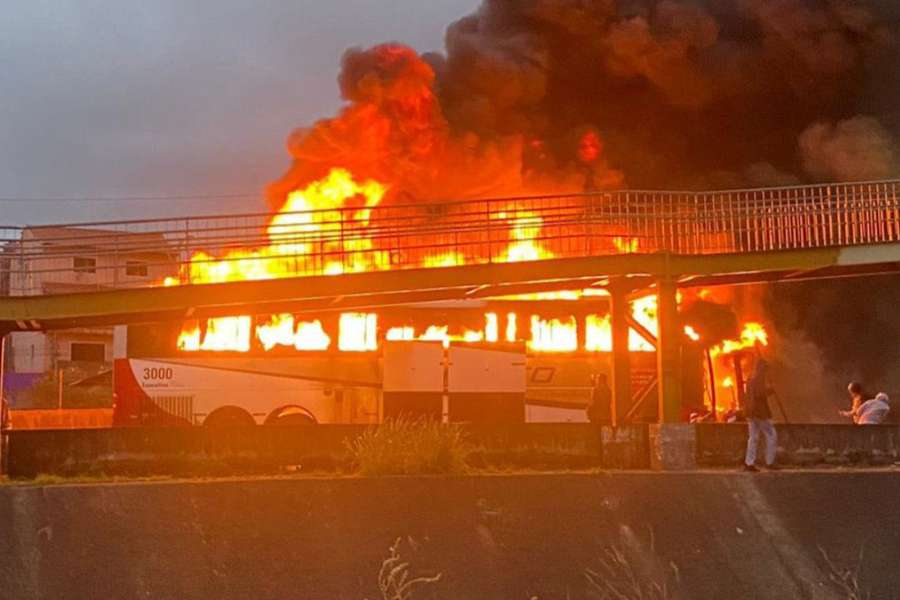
<box><xmin>0</xmin><ymin>192</ymin><xmax>262</xmax><ymax>203</ymax></box>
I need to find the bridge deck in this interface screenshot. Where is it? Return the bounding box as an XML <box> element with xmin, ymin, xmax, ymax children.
<box><xmin>2</xmin><ymin>180</ymin><xmax>900</xmax><ymax>330</ymax></box>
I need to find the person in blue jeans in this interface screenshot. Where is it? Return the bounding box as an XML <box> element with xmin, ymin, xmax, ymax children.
<box><xmin>743</xmin><ymin>358</ymin><xmax>778</xmax><ymax>472</ymax></box>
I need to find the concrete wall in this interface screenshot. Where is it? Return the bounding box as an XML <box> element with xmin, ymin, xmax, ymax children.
<box><xmin>1</xmin><ymin>473</ymin><xmax>899</xmax><ymax>599</ymax></box>
<box><xmin>9</xmin><ymin>332</ymin><xmax>49</xmax><ymax>374</ymax></box>
<box><xmin>4</xmin><ymin>424</ymin><xmax>649</xmax><ymax>478</ymax></box>
<box><xmin>697</xmin><ymin>423</ymin><xmax>900</xmax><ymax>466</ymax></box>
<box><xmin>7</xmin><ymin>423</ymin><xmax>900</xmax><ymax>477</ymax></box>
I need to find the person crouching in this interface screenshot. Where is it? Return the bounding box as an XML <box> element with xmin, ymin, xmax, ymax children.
<box><xmin>847</xmin><ymin>392</ymin><xmax>891</xmax><ymax>425</ymax></box>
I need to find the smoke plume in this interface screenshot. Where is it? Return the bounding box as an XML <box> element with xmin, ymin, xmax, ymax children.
<box><xmin>269</xmin><ymin>0</ymin><xmax>900</xmax><ymax>395</ymax></box>
<box><xmin>269</xmin><ymin>1</ymin><xmax>900</xmax><ymax>207</ymax></box>
<box><xmin>799</xmin><ymin>116</ymin><xmax>898</xmax><ymax>181</ymax></box>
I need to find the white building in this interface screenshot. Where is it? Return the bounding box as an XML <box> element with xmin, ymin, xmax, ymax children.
<box><xmin>2</xmin><ymin>227</ymin><xmax>177</xmax><ymax>406</ymax></box>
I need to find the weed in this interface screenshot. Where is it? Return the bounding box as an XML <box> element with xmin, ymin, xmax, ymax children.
<box><xmin>819</xmin><ymin>546</ymin><xmax>870</xmax><ymax>600</ymax></box>
<box><xmin>584</xmin><ymin>544</ymin><xmax>679</xmax><ymax>600</ymax></box>
<box><xmin>347</xmin><ymin>418</ymin><xmax>469</xmax><ymax>476</ymax></box>
<box><xmin>372</xmin><ymin>537</ymin><xmax>441</xmax><ymax>600</ymax></box>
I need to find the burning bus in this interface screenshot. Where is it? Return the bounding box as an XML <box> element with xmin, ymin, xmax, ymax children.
<box><xmin>113</xmin><ymin>160</ymin><xmax>769</xmax><ymax>428</ymax></box>
<box><xmin>111</xmin><ymin>292</ymin><xmax>767</xmax><ymax>427</ymax></box>
<box><xmin>112</xmin><ymin>298</ymin><xmax>679</xmax><ymax>427</ymax></box>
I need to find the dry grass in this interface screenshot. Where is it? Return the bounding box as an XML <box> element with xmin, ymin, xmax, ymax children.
<box><xmin>584</xmin><ymin>544</ymin><xmax>679</xmax><ymax>600</ymax></box>
<box><xmin>372</xmin><ymin>538</ymin><xmax>441</xmax><ymax>600</ymax></box>
<box><xmin>347</xmin><ymin>417</ymin><xmax>469</xmax><ymax>476</ymax></box>
<box><xmin>819</xmin><ymin>546</ymin><xmax>870</xmax><ymax>600</ymax></box>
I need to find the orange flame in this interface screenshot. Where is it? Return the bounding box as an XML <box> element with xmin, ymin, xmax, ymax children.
<box><xmin>168</xmin><ymin>166</ymin><xmax>762</xmax><ymax>359</ymax></box>
<box><xmin>385</xmin><ymin>314</ymin><xmax>495</xmax><ymax>348</ymax></box>
<box><xmin>385</xmin><ymin>326</ymin><xmax>415</xmax><ymax>342</ymax></box>
<box><xmin>175</xmin><ymin>168</ymin><xmax>565</xmax><ymax>288</ymax></box>
<box><xmin>485</xmin><ymin>313</ymin><xmax>499</xmax><ymax>343</ymax></box>
<box><xmin>256</xmin><ymin>314</ymin><xmax>297</xmax><ymax>350</ymax></box>
<box><xmin>256</xmin><ymin>314</ymin><xmax>331</xmax><ymax>351</ymax></box>
<box><xmin>613</xmin><ymin>236</ymin><xmax>639</xmax><ymax>254</ymax></box>
<box><xmin>177</xmin><ymin>317</ymin><xmax>252</xmax><ymax>352</ymax></box>
<box><xmin>711</xmin><ymin>322</ymin><xmax>769</xmax><ymax>356</ymax></box>
<box><xmin>171</xmin><ymin>169</ymin><xmax>388</xmax><ymax>287</ymax></box>
<box><xmin>501</xmin><ymin>212</ymin><xmax>554</xmax><ymax>263</ymax></box>
<box><xmin>585</xmin><ymin>314</ymin><xmax>612</xmax><ymax>352</ymax></box>
<box><xmin>170</xmin><ymin>166</ymin><xmax>569</xmax><ymax>349</ymax></box>
<box><xmin>505</xmin><ymin>313</ymin><xmax>518</xmax><ymax>343</ymax></box>
<box><xmin>629</xmin><ymin>295</ymin><xmax>658</xmax><ymax>352</ymax></box>
<box><xmin>422</xmin><ymin>252</ymin><xmax>466</xmax><ymax>268</ymax></box>
<box><xmin>295</xmin><ymin>320</ymin><xmax>332</xmax><ymax>350</ymax></box>
<box><xmin>709</xmin><ymin>323</ymin><xmax>770</xmax><ymax>412</ymax></box>
<box><xmin>528</xmin><ymin>315</ymin><xmax>578</xmax><ymax>352</ymax></box>
<box><xmin>339</xmin><ymin>313</ymin><xmax>378</xmax><ymax>352</ymax></box>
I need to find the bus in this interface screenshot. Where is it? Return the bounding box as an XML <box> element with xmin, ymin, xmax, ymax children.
<box><xmin>112</xmin><ymin>301</ymin><xmax>672</xmax><ymax>427</ymax></box>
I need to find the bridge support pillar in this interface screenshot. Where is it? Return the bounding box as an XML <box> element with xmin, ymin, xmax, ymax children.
<box><xmin>0</xmin><ymin>331</ymin><xmax>8</xmax><ymax>476</ymax></box>
<box><xmin>651</xmin><ymin>278</ymin><xmax>695</xmax><ymax>470</ymax></box>
<box><xmin>608</xmin><ymin>280</ymin><xmax>631</xmax><ymax>427</ymax></box>
<box><xmin>656</xmin><ymin>276</ymin><xmax>682</xmax><ymax>424</ymax></box>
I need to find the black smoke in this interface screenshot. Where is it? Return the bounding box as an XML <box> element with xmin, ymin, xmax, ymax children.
<box><xmin>426</xmin><ymin>0</ymin><xmax>900</xmax><ymax>189</ymax></box>
<box><xmin>680</xmin><ymin>300</ymin><xmax>739</xmax><ymax>347</ymax></box>
<box><xmin>418</xmin><ymin>0</ymin><xmax>900</xmax><ymax>388</ymax></box>
<box><xmin>275</xmin><ymin>0</ymin><xmax>900</xmax><ymax>196</ymax></box>
<box><xmin>768</xmin><ymin>278</ymin><xmax>900</xmax><ymax>391</ymax></box>
<box><xmin>273</xmin><ymin>1</ymin><xmax>900</xmax><ymax>388</ymax></box>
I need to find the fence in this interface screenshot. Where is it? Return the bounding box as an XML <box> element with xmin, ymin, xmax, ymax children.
<box><xmin>2</xmin><ymin>180</ymin><xmax>899</xmax><ymax>296</ymax></box>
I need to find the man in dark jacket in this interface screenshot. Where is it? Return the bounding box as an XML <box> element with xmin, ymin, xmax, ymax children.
<box><xmin>743</xmin><ymin>358</ymin><xmax>777</xmax><ymax>472</ymax></box>
<box><xmin>587</xmin><ymin>373</ymin><xmax>612</xmax><ymax>425</ymax></box>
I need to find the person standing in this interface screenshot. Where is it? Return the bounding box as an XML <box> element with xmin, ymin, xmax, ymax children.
<box><xmin>587</xmin><ymin>373</ymin><xmax>612</xmax><ymax>425</ymax></box>
<box><xmin>743</xmin><ymin>358</ymin><xmax>778</xmax><ymax>472</ymax></box>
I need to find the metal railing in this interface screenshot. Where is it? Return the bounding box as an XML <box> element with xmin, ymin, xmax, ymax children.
<box><xmin>1</xmin><ymin>180</ymin><xmax>898</xmax><ymax>296</ymax></box>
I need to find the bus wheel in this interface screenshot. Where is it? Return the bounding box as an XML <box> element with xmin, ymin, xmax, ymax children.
<box><xmin>264</xmin><ymin>406</ymin><xmax>317</xmax><ymax>426</ymax></box>
<box><xmin>203</xmin><ymin>406</ymin><xmax>256</xmax><ymax>428</ymax></box>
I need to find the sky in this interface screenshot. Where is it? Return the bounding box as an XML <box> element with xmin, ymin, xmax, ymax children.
<box><xmin>0</xmin><ymin>0</ymin><xmax>476</xmax><ymax>225</ymax></box>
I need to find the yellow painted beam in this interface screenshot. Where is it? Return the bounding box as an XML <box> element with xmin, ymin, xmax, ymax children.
<box><xmin>2</xmin><ymin>243</ymin><xmax>899</xmax><ymax>330</ymax></box>
<box><xmin>0</xmin><ymin>255</ymin><xmax>664</xmax><ymax>328</ymax></box>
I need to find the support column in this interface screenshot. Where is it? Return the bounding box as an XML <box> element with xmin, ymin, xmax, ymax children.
<box><xmin>650</xmin><ymin>277</ymin><xmax>696</xmax><ymax>470</ymax></box>
<box><xmin>608</xmin><ymin>280</ymin><xmax>631</xmax><ymax>427</ymax></box>
<box><xmin>0</xmin><ymin>331</ymin><xmax>8</xmax><ymax>476</ymax></box>
<box><xmin>732</xmin><ymin>354</ymin><xmax>746</xmax><ymax>410</ymax></box>
<box><xmin>0</xmin><ymin>331</ymin><xmax>7</xmax><ymax>406</ymax></box>
<box><xmin>656</xmin><ymin>276</ymin><xmax>682</xmax><ymax>423</ymax></box>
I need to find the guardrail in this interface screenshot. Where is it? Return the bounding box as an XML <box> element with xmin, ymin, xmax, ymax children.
<box><xmin>1</xmin><ymin>180</ymin><xmax>898</xmax><ymax>296</ymax></box>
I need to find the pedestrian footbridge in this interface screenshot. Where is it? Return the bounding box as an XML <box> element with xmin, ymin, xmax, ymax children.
<box><xmin>1</xmin><ymin>180</ymin><xmax>898</xmax><ymax>332</ymax></box>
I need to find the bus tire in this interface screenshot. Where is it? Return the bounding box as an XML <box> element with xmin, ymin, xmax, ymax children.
<box><xmin>264</xmin><ymin>406</ymin><xmax>317</xmax><ymax>426</ymax></box>
<box><xmin>203</xmin><ymin>406</ymin><xmax>256</xmax><ymax>428</ymax></box>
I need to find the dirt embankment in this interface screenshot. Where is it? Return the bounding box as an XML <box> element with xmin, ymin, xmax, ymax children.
<box><xmin>1</xmin><ymin>472</ymin><xmax>898</xmax><ymax>599</ymax></box>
